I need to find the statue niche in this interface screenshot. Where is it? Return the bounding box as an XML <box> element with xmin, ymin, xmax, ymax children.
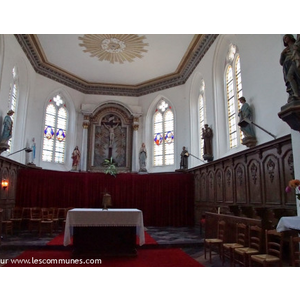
<box><xmin>88</xmin><ymin>105</ymin><xmax>133</xmax><ymax>172</ymax></box>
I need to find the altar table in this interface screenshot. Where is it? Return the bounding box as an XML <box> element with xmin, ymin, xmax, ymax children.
<box><xmin>64</xmin><ymin>208</ymin><xmax>145</xmax><ymax>256</ymax></box>
<box><xmin>276</xmin><ymin>216</ymin><xmax>300</xmax><ymax>232</ymax></box>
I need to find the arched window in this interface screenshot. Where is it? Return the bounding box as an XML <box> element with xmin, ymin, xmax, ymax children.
<box><xmin>7</xmin><ymin>66</ymin><xmax>19</xmax><ymax>153</ymax></box>
<box><xmin>153</xmin><ymin>99</ymin><xmax>174</xmax><ymax>166</ymax></box>
<box><xmin>198</xmin><ymin>80</ymin><xmax>206</xmax><ymax>156</ymax></box>
<box><xmin>225</xmin><ymin>45</ymin><xmax>243</xmax><ymax>148</ymax></box>
<box><xmin>42</xmin><ymin>94</ymin><xmax>68</xmax><ymax>163</ymax></box>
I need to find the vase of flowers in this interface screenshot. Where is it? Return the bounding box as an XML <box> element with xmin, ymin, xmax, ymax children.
<box><xmin>285</xmin><ymin>179</ymin><xmax>300</xmax><ymax>200</ymax></box>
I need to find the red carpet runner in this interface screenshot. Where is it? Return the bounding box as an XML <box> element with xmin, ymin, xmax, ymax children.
<box><xmin>5</xmin><ymin>231</ymin><xmax>203</xmax><ymax>267</ymax></box>
<box><xmin>5</xmin><ymin>248</ymin><xmax>203</xmax><ymax>267</ymax></box>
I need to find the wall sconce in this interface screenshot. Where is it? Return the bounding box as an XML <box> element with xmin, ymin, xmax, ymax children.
<box><xmin>2</xmin><ymin>180</ymin><xmax>8</xmax><ymax>190</ymax></box>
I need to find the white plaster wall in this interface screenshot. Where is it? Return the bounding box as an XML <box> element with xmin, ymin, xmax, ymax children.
<box><xmin>0</xmin><ymin>34</ymin><xmax>294</xmax><ymax>174</ymax></box>
<box><xmin>211</xmin><ymin>34</ymin><xmax>290</xmax><ymax>159</ymax></box>
<box><xmin>0</xmin><ymin>35</ymin><xmax>36</xmax><ymax>163</ymax></box>
<box><xmin>138</xmin><ymin>86</ymin><xmax>188</xmax><ymax>173</ymax></box>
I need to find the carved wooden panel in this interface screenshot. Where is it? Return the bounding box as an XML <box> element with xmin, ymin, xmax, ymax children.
<box><xmin>215</xmin><ymin>168</ymin><xmax>223</xmax><ymax>203</ymax></box>
<box><xmin>263</xmin><ymin>154</ymin><xmax>281</xmax><ymax>205</ymax></box>
<box><xmin>190</xmin><ymin>135</ymin><xmax>295</xmax><ymax>216</ymax></box>
<box><xmin>207</xmin><ymin>169</ymin><xmax>214</xmax><ymax>202</ymax></box>
<box><xmin>247</xmin><ymin>158</ymin><xmax>263</xmax><ymax>204</ymax></box>
<box><xmin>200</xmin><ymin>171</ymin><xmax>207</xmax><ymax>202</ymax></box>
<box><xmin>194</xmin><ymin>171</ymin><xmax>201</xmax><ymax>202</ymax></box>
<box><xmin>283</xmin><ymin>149</ymin><xmax>295</xmax><ymax>205</ymax></box>
<box><xmin>224</xmin><ymin>166</ymin><xmax>234</xmax><ymax>203</ymax></box>
<box><xmin>235</xmin><ymin>163</ymin><xmax>247</xmax><ymax>204</ymax></box>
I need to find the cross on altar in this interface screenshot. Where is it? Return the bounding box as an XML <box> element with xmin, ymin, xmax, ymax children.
<box><xmin>102</xmin><ymin>117</ymin><xmax>120</xmax><ymax>158</ymax></box>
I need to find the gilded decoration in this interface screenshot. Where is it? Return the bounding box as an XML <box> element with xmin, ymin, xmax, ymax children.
<box><xmin>88</xmin><ymin>104</ymin><xmax>133</xmax><ymax>172</ymax></box>
<box><xmin>15</xmin><ymin>34</ymin><xmax>218</xmax><ymax>96</ymax></box>
<box><xmin>133</xmin><ymin>124</ymin><xmax>139</xmax><ymax>131</ymax></box>
<box><xmin>78</xmin><ymin>34</ymin><xmax>149</xmax><ymax>64</ymax></box>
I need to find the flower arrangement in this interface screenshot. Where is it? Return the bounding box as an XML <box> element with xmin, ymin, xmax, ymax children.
<box><xmin>102</xmin><ymin>157</ymin><xmax>117</xmax><ymax>177</ymax></box>
<box><xmin>285</xmin><ymin>179</ymin><xmax>300</xmax><ymax>200</ymax></box>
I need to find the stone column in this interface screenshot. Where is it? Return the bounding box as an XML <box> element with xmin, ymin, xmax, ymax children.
<box><xmin>81</xmin><ymin>117</ymin><xmax>90</xmax><ymax>172</ymax></box>
<box><xmin>131</xmin><ymin>116</ymin><xmax>139</xmax><ymax>172</ymax></box>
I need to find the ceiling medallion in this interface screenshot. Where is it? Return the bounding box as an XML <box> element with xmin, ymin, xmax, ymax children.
<box><xmin>78</xmin><ymin>34</ymin><xmax>148</xmax><ymax>64</ymax></box>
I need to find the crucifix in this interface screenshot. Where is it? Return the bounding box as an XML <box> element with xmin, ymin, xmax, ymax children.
<box><xmin>102</xmin><ymin>117</ymin><xmax>120</xmax><ymax>158</ymax></box>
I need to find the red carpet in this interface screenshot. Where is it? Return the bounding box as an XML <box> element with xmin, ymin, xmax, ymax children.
<box><xmin>5</xmin><ymin>230</ymin><xmax>203</xmax><ymax>267</ymax></box>
<box><xmin>5</xmin><ymin>248</ymin><xmax>203</xmax><ymax>267</ymax></box>
<box><xmin>47</xmin><ymin>231</ymin><xmax>157</xmax><ymax>246</ymax></box>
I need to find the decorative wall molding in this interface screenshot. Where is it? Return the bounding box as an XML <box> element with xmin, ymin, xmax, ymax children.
<box><xmin>14</xmin><ymin>34</ymin><xmax>218</xmax><ymax>97</ymax></box>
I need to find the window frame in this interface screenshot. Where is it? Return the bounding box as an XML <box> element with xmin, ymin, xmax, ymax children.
<box><xmin>198</xmin><ymin>79</ymin><xmax>206</xmax><ymax>157</ymax></box>
<box><xmin>6</xmin><ymin>66</ymin><xmax>19</xmax><ymax>153</ymax></box>
<box><xmin>225</xmin><ymin>45</ymin><xmax>243</xmax><ymax>149</ymax></box>
<box><xmin>153</xmin><ymin>98</ymin><xmax>175</xmax><ymax>167</ymax></box>
<box><xmin>42</xmin><ymin>94</ymin><xmax>68</xmax><ymax>164</ymax></box>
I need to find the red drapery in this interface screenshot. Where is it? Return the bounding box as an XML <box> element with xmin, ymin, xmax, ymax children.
<box><xmin>16</xmin><ymin>169</ymin><xmax>194</xmax><ymax>227</ymax></box>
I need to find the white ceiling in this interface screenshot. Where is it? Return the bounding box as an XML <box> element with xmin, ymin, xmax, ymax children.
<box><xmin>16</xmin><ymin>34</ymin><xmax>217</xmax><ymax>96</ymax></box>
<box><xmin>36</xmin><ymin>34</ymin><xmax>195</xmax><ymax>86</ymax></box>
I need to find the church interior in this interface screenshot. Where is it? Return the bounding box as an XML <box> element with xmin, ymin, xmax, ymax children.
<box><xmin>0</xmin><ymin>30</ymin><xmax>300</xmax><ymax>296</ymax></box>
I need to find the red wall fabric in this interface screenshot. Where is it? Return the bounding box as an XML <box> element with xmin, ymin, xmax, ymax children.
<box><xmin>16</xmin><ymin>169</ymin><xmax>194</xmax><ymax>227</ymax></box>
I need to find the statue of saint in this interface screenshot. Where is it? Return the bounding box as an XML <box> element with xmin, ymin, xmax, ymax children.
<box><xmin>0</xmin><ymin>110</ymin><xmax>14</xmax><ymax>145</ymax></box>
<box><xmin>280</xmin><ymin>34</ymin><xmax>300</xmax><ymax>102</ymax></box>
<box><xmin>31</xmin><ymin>138</ymin><xmax>36</xmax><ymax>164</ymax></box>
<box><xmin>238</xmin><ymin>97</ymin><xmax>257</xmax><ymax>147</ymax></box>
<box><xmin>139</xmin><ymin>143</ymin><xmax>147</xmax><ymax>172</ymax></box>
<box><xmin>71</xmin><ymin>146</ymin><xmax>81</xmax><ymax>171</ymax></box>
<box><xmin>180</xmin><ymin>146</ymin><xmax>189</xmax><ymax>170</ymax></box>
<box><xmin>202</xmin><ymin>124</ymin><xmax>213</xmax><ymax>160</ymax></box>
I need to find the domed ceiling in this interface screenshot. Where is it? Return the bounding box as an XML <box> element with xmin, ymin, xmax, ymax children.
<box><xmin>15</xmin><ymin>34</ymin><xmax>218</xmax><ymax>96</ymax></box>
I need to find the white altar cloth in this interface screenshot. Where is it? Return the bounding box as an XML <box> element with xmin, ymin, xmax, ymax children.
<box><xmin>64</xmin><ymin>208</ymin><xmax>145</xmax><ymax>246</ymax></box>
<box><xmin>276</xmin><ymin>216</ymin><xmax>300</xmax><ymax>232</ymax></box>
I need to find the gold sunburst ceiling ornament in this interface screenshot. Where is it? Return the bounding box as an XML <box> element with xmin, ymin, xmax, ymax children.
<box><xmin>78</xmin><ymin>34</ymin><xmax>149</xmax><ymax>64</ymax></box>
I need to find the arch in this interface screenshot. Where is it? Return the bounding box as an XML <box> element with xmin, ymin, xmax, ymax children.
<box><xmin>189</xmin><ymin>71</ymin><xmax>206</xmax><ymax>167</ymax></box>
<box><xmin>212</xmin><ymin>35</ymin><xmax>245</xmax><ymax>158</ymax></box>
<box><xmin>87</xmin><ymin>102</ymin><xmax>134</xmax><ymax>172</ymax></box>
<box><xmin>145</xmin><ymin>94</ymin><xmax>176</xmax><ymax>173</ymax></box>
<box><xmin>90</xmin><ymin>101</ymin><xmax>133</xmax><ymax>126</ymax></box>
<box><xmin>40</xmin><ymin>89</ymin><xmax>75</xmax><ymax>170</ymax></box>
<box><xmin>13</xmin><ymin>57</ymin><xmax>30</xmax><ymax>153</ymax></box>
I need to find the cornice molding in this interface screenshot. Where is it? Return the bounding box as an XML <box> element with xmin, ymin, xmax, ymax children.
<box><xmin>15</xmin><ymin>34</ymin><xmax>218</xmax><ymax>97</ymax></box>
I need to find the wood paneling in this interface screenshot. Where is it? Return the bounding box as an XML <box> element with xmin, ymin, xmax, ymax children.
<box><xmin>190</xmin><ymin>135</ymin><xmax>297</xmax><ymax>223</ymax></box>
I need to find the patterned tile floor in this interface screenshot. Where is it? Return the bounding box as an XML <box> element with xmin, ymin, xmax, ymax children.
<box><xmin>0</xmin><ymin>226</ymin><xmax>228</xmax><ymax>267</ymax></box>
<box><xmin>146</xmin><ymin>226</ymin><xmax>228</xmax><ymax>267</ymax></box>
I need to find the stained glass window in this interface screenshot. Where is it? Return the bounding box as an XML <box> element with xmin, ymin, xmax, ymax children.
<box><xmin>42</xmin><ymin>95</ymin><xmax>68</xmax><ymax>163</ymax></box>
<box><xmin>225</xmin><ymin>45</ymin><xmax>243</xmax><ymax>148</ymax></box>
<box><xmin>153</xmin><ymin>99</ymin><xmax>174</xmax><ymax>166</ymax></box>
<box><xmin>198</xmin><ymin>80</ymin><xmax>206</xmax><ymax>156</ymax></box>
<box><xmin>7</xmin><ymin>66</ymin><xmax>19</xmax><ymax>153</ymax></box>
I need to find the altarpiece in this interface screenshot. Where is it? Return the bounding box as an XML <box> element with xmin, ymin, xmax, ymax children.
<box><xmin>87</xmin><ymin>104</ymin><xmax>133</xmax><ymax>172</ymax></box>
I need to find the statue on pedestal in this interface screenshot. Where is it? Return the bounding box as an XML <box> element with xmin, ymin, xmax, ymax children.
<box><xmin>238</xmin><ymin>97</ymin><xmax>257</xmax><ymax>148</ymax></box>
<box><xmin>280</xmin><ymin>34</ymin><xmax>300</xmax><ymax>102</ymax></box>
<box><xmin>139</xmin><ymin>143</ymin><xmax>147</xmax><ymax>173</ymax></box>
<box><xmin>180</xmin><ymin>146</ymin><xmax>189</xmax><ymax>170</ymax></box>
<box><xmin>202</xmin><ymin>124</ymin><xmax>213</xmax><ymax>162</ymax></box>
<box><xmin>28</xmin><ymin>137</ymin><xmax>36</xmax><ymax>165</ymax></box>
<box><xmin>0</xmin><ymin>110</ymin><xmax>14</xmax><ymax>154</ymax></box>
<box><xmin>71</xmin><ymin>146</ymin><xmax>81</xmax><ymax>171</ymax></box>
